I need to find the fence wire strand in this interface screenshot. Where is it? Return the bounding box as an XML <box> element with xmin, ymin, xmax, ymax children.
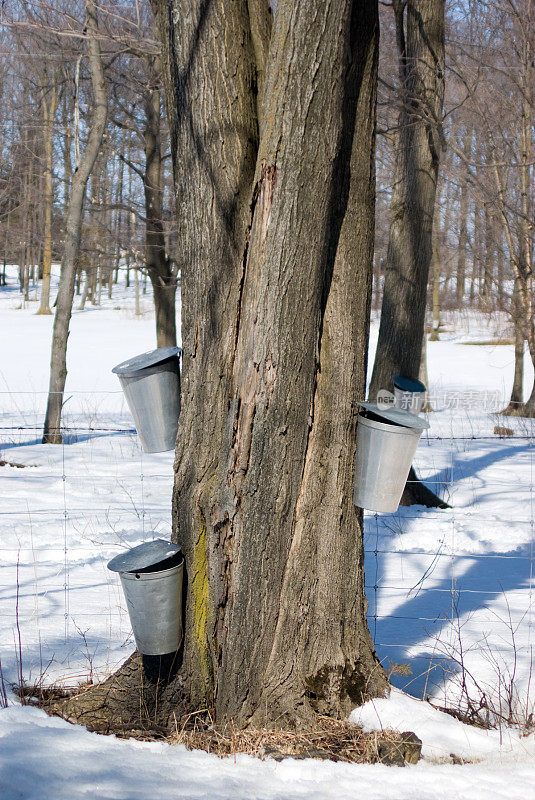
<box><xmin>1</xmin><ymin>397</ymin><xmax>534</xmax><ymax>703</ymax></box>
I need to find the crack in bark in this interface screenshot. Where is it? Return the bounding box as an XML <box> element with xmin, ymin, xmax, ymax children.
<box><xmin>233</xmin><ymin>159</ymin><xmax>278</xmax><ymax>356</ymax></box>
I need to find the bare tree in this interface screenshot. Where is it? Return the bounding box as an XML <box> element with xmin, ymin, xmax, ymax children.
<box><xmin>43</xmin><ymin>0</ymin><xmax>108</xmax><ymax>444</ymax></box>
<box><xmin>36</xmin><ymin>66</ymin><xmax>60</xmax><ymax>315</ymax></box>
<box><xmin>447</xmin><ymin>0</ymin><xmax>535</xmax><ymax>415</ymax></box>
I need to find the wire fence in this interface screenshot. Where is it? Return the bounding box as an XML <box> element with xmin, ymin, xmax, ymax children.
<box><xmin>1</xmin><ymin>392</ymin><xmax>534</xmax><ymax>713</ymax></box>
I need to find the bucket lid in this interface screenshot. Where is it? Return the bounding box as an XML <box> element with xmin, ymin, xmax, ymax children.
<box><xmin>392</xmin><ymin>375</ymin><xmax>426</xmax><ymax>393</ymax></box>
<box><xmin>359</xmin><ymin>401</ymin><xmax>430</xmax><ymax>430</ymax></box>
<box><xmin>112</xmin><ymin>346</ymin><xmax>181</xmax><ymax>377</ymax></box>
<box><xmin>107</xmin><ymin>539</ymin><xmax>182</xmax><ymax>573</ymax></box>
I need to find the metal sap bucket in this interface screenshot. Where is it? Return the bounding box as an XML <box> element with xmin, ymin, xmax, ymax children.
<box><xmin>112</xmin><ymin>346</ymin><xmax>181</xmax><ymax>453</ymax></box>
<box><xmin>108</xmin><ymin>539</ymin><xmax>183</xmax><ymax>656</ymax></box>
<box><xmin>353</xmin><ymin>402</ymin><xmax>430</xmax><ymax>513</ymax></box>
<box><xmin>393</xmin><ymin>375</ymin><xmax>426</xmax><ymax>415</ymax></box>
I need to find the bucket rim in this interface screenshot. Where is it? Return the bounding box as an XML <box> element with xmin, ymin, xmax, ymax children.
<box><xmin>392</xmin><ymin>375</ymin><xmax>426</xmax><ymax>393</ymax></box>
<box><xmin>107</xmin><ymin>538</ymin><xmax>182</xmax><ymax>573</ymax></box>
<box><xmin>112</xmin><ymin>346</ymin><xmax>182</xmax><ymax>377</ymax></box>
<box><xmin>120</xmin><ymin>561</ymin><xmax>183</xmax><ymax>580</ymax></box>
<box><xmin>357</xmin><ymin>412</ymin><xmax>423</xmax><ymax>436</ymax></box>
<box><xmin>358</xmin><ymin>401</ymin><xmax>429</xmax><ymax>430</ymax></box>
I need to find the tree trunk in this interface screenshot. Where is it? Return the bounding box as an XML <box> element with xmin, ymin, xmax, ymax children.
<box><xmin>36</xmin><ymin>83</ymin><xmax>57</xmax><ymax>316</ymax></box>
<box><xmin>110</xmin><ymin>158</ymin><xmax>125</xmax><ymax>299</ymax></box>
<box><xmin>368</xmin><ymin>0</ymin><xmax>445</xmax><ymax>401</ymax></box>
<box><xmin>78</xmin><ymin>271</ymin><xmax>90</xmax><ymax>311</ymax></box>
<box><xmin>56</xmin><ymin>0</ymin><xmax>388</xmax><ymax>733</ymax></box>
<box><xmin>456</xmin><ymin>127</ymin><xmax>472</xmax><ymax>307</ymax></box>
<box><xmin>511</xmin><ymin>318</ymin><xmax>525</xmax><ymax>408</ymax></box>
<box><xmin>516</xmin><ymin>29</ymin><xmax>535</xmax><ymax>416</ymax></box>
<box><xmin>501</xmin><ymin>274</ymin><xmax>525</xmax><ymax>415</ymax></box>
<box><xmin>166</xmin><ymin>0</ymin><xmax>388</xmax><ymax>727</ymax></box>
<box><xmin>483</xmin><ymin>195</ymin><xmax>494</xmax><ymax>302</ymax></box>
<box><xmin>429</xmin><ymin>238</ymin><xmax>441</xmax><ymax>341</ymax></box>
<box><xmin>143</xmin><ymin>82</ymin><xmax>177</xmax><ymax>347</ymax></box>
<box><xmin>42</xmin><ymin>0</ymin><xmax>108</xmax><ymax>444</ymax></box>
<box><xmin>368</xmin><ymin>0</ymin><xmax>446</xmax><ymax>508</ymax></box>
<box><xmin>497</xmin><ymin>25</ymin><xmax>535</xmax><ymax>418</ymax></box>
<box><xmin>134</xmin><ymin>263</ymin><xmax>141</xmax><ymax>316</ymax></box>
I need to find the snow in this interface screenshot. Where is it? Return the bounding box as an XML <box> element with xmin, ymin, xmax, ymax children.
<box><xmin>1</xmin><ymin>267</ymin><xmax>535</xmax><ymax>797</ymax></box>
<box><xmin>351</xmin><ymin>687</ymin><xmax>535</xmax><ymax>763</ymax></box>
<box><xmin>1</xmin><ymin>702</ymin><xmax>535</xmax><ymax>800</ymax></box>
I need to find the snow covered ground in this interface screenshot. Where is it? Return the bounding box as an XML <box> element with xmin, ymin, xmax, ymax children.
<box><xmin>1</xmin><ymin>267</ymin><xmax>535</xmax><ymax>798</ymax></box>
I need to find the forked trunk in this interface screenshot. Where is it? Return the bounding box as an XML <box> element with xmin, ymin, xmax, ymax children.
<box><xmin>55</xmin><ymin>0</ymin><xmax>388</xmax><ymax>733</ymax></box>
<box><xmin>164</xmin><ymin>0</ymin><xmax>387</xmax><ymax>727</ymax></box>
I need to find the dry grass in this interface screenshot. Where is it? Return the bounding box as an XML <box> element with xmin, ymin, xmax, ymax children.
<box><xmin>24</xmin><ymin>680</ymin><xmax>420</xmax><ymax>764</ymax></box>
<box><xmin>460</xmin><ymin>339</ymin><xmax>515</xmax><ymax>346</ymax></box>
<box><xmin>494</xmin><ymin>425</ymin><xmax>514</xmax><ymax>437</ymax></box>
<box><xmin>168</xmin><ymin>710</ymin><xmax>405</xmax><ymax>763</ymax></box>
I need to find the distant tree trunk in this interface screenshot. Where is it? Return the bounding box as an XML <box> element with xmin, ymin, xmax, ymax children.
<box><xmin>369</xmin><ymin>0</ymin><xmax>445</xmax><ymax>400</ymax></box>
<box><xmin>143</xmin><ymin>80</ymin><xmax>177</xmax><ymax>347</ymax></box>
<box><xmin>510</xmin><ymin>293</ymin><xmax>525</xmax><ymax>410</ymax></box>
<box><xmin>19</xmin><ymin>127</ymin><xmax>32</xmax><ymax>300</ymax></box>
<box><xmin>483</xmin><ymin>200</ymin><xmax>494</xmax><ymax>302</ymax></box>
<box><xmin>2</xmin><ymin>211</ymin><xmax>11</xmax><ymax>286</ymax></box>
<box><xmin>111</xmin><ymin>158</ymin><xmax>125</xmax><ymax>298</ymax></box>
<box><xmin>429</xmin><ymin>235</ymin><xmax>441</xmax><ymax>341</ymax></box>
<box><xmin>496</xmin><ymin>232</ymin><xmax>505</xmax><ymax>311</ymax></box>
<box><xmin>472</xmin><ymin>197</ymin><xmax>483</xmax><ymax>307</ymax></box>
<box><xmin>56</xmin><ymin>0</ymin><xmax>389</xmax><ymax>733</ymax></box>
<box><xmin>516</xmin><ymin>32</ymin><xmax>535</xmax><ymax>416</ymax></box>
<box><xmin>134</xmin><ymin>262</ymin><xmax>141</xmax><ymax>316</ymax></box>
<box><xmin>43</xmin><ymin>0</ymin><xmax>108</xmax><ymax>444</ymax></box>
<box><xmin>36</xmin><ymin>83</ymin><xmax>58</xmax><ymax>315</ymax></box>
<box><xmin>369</xmin><ymin>0</ymin><xmax>446</xmax><ymax>509</ymax></box>
<box><xmin>456</xmin><ymin>127</ymin><xmax>472</xmax><ymax>307</ymax></box>
<box><xmin>495</xmin><ymin>29</ymin><xmax>535</xmax><ymax>417</ymax></box>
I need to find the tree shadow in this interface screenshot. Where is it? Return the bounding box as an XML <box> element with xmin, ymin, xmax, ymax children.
<box><xmin>364</xmin><ymin>438</ymin><xmax>535</xmax><ymax>699</ymax></box>
<box><xmin>411</xmin><ymin>443</ymin><xmax>526</xmax><ymax>500</ymax></box>
<box><xmin>0</xmin><ymin>430</ymin><xmax>135</xmax><ymax>451</ymax></box>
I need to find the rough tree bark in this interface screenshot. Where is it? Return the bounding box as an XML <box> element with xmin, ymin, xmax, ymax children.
<box><xmin>42</xmin><ymin>0</ymin><xmax>108</xmax><ymax>444</ymax></box>
<box><xmin>168</xmin><ymin>0</ymin><xmax>388</xmax><ymax>729</ymax></box>
<box><xmin>369</xmin><ymin>0</ymin><xmax>447</xmax><ymax>508</ymax></box>
<box><xmin>55</xmin><ymin>0</ymin><xmax>389</xmax><ymax>732</ymax></box>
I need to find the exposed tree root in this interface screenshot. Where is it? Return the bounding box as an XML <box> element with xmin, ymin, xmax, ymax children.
<box><xmin>44</xmin><ymin>652</ymin><xmax>190</xmax><ymax>735</ymax></box>
<box><xmin>170</xmin><ymin>715</ymin><xmax>421</xmax><ymax>765</ymax></box>
<box><xmin>35</xmin><ymin>659</ymin><xmax>421</xmax><ymax>765</ymax></box>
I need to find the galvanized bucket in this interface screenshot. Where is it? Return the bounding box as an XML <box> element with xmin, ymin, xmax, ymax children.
<box><xmin>353</xmin><ymin>402</ymin><xmax>429</xmax><ymax>513</ymax></box>
<box><xmin>393</xmin><ymin>375</ymin><xmax>426</xmax><ymax>415</ymax></box>
<box><xmin>108</xmin><ymin>539</ymin><xmax>183</xmax><ymax>656</ymax></box>
<box><xmin>112</xmin><ymin>346</ymin><xmax>181</xmax><ymax>453</ymax></box>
